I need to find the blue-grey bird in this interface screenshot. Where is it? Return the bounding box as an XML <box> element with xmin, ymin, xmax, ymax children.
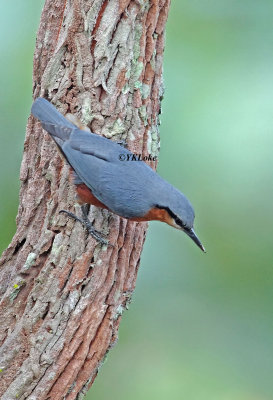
<box><xmin>31</xmin><ymin>97</ymin><xmax>205</xmax><ymax>251</ymax></box>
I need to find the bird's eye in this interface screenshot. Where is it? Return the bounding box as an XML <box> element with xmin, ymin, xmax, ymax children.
<box><xmin>175</xmin><ymin>217</ymin><xmax>189</xmax><ymax>230</ymax></box>
<box><xmin>174</xmin><ymin>217</ymin><xmax>180</xmax><ymax>225</ymax></box>
<box><xmin>155</xmin><ymin>204</ymin><xmax>186</xmax><ymax>229</ymax></box>
<box><xmin>174</xmin><ymin>216</ymin><xmax>184</xmax><ymax>228</ymax></box>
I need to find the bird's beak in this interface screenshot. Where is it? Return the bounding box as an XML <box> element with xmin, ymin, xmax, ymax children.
<box><xmin>185</xmin><ymin>228</ymin><xmax>206</xmax><ymax>252</ymax></box>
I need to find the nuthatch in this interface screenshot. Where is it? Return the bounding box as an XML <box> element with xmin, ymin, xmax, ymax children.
<box><xmin>31</xmin><ymin>98</ymin><xmax>205</xmax><ymax>252</ymax></box>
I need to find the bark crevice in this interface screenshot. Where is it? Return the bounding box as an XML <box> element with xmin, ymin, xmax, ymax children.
<box><xmin>0</xmin><ymin>0</ymin><xmax>170</xmax><ymax>398</ymax></box>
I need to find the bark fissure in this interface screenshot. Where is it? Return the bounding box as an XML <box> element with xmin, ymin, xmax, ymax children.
<box><xmin>0</xmin><ymin>0</ymin><xmax>170</xmax><ymax>398</ymax></box>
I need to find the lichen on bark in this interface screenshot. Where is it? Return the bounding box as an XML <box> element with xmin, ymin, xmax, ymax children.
<box><xmin>0</xmin><ymin>0</ymin><xmax>170</xmax><ymax>399</ymax></box>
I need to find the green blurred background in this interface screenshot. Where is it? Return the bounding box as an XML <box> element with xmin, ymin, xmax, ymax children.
<box><xmin>1</xmin><ymin>1</ymin><xmax>273</xmax><ymax>399</ymax></box>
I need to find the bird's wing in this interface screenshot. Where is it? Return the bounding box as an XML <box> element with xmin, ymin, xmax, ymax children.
<box><xmin>62</xmin><ymin>134</ymin><xmax>157</xmax><ymax>218</ymax></box>
<box><xmin>68</xmin><ymin>129</ymin><xmax>131</xmax><ymax>162</ymax></box>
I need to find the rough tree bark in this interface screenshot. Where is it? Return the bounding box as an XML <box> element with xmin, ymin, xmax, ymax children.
<box><xmin>0</xmin><ymin>0</ymin><xmax>170</xmax><ymax>398</ymax></box>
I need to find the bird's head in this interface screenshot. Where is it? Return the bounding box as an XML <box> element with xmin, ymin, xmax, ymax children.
<box><xmin>156</xmin><ymin>186</ymin><xmax>206</xmax><ymax>252</ymax></box>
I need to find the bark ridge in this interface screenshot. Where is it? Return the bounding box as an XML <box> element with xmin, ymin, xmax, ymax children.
<box><xmin>0</xmin><ymin>0</ymin><xmax>170</xmax><ymax>398</ymax></box>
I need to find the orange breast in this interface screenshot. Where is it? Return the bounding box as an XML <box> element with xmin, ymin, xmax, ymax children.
<box><xmin>131</xmin><ymin>207</ymin><xmax>172</xmax><ymax>223</ymax></box>
<box><xmin>73</xmin><ymin>173</ymin><xmax>171</xmax><ymax>224</ymax></box>
<box><xmin>76</xmin><ymin>183</ymin><xmax>109</xmax><ymax>210</ymax></box>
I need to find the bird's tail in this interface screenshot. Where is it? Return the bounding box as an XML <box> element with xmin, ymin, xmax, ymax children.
<box><xmin>31</xmin><ymin>97</ymin><xmax>76</xmax><ymax>143</ymax></box>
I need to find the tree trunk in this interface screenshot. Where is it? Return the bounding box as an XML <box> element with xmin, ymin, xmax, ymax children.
<box><xmin>0</xmin><ymin>0</ymin><xmax>170</xmax><ymax>398</ymax></box>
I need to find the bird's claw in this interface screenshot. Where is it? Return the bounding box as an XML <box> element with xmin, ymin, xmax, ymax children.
<box><xmin>59</xmin><ymin>209</ymin><xmax>111</xmax><ymax>247</ymax></box>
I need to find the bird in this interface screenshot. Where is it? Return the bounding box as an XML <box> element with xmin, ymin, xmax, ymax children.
<box><xmin>31</xmin><ymin>97</ymin><xmax>205</xmax><ymax>252</ymax></box>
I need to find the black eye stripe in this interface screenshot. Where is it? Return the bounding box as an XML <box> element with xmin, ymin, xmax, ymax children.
<box><xmin>155</xmin><ymin>205</ymin><xmax>186</xmax><ymax>229</ymax></box>
<box><xmin>174</xmin><ymin>216</ymin><xmax>182</xmax><ymax>226</ymax></box>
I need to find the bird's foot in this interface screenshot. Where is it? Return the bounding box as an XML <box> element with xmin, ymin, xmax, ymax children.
<box><xmin>59</xmin><ymin>205</ymin><xmax>110</xmax><ymax>246</ymax></box>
